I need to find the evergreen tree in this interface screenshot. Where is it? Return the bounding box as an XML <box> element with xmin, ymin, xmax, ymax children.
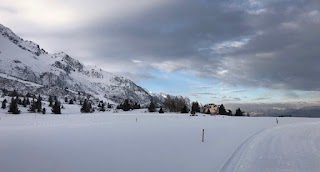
<box><xmin>88</xmin><ymin>102</ymin><xmax>92</xmax><ymax>110</ymax></box>
<box><xmin>158</xmin><ymin>107</ymin><xmax>164</xmax><ymax>113</ymax></box>
<box><xmin>1</xmin><ymin>99</ymin><xmax>7</xmax><ymax>109</ymax></box>
<box><xmin>48</xmin><ymin>95</ymin><xmax>53</xmax><ymax>107</ymax></box>
<box><xmin>107</xmin><ymin>102</ymin><xmax>112</xmax><ymax>109</ymax></box>
<box><xmin>26</xmin><ymin>98</ymin><xmax>30</xmax><ymax>105</ymax></box>
<box><xmin>26</xmin><ymin>92</ymin><xmax>31</xmax><ymax>98</ymax></box>
<box><xmin>191</xmin><ymin>102</ymin><xmax>200</xmax><ymax>114</ymax></box>
<box><xmin>69</xmin><ymin>99</ymin><xmax>74</xmax><ymax>104</ymax></box>
<box><xmin>100</xmin><ymin>103</ymin><xmax>106</xmax><ymax>112</ymax></box>
<box><xmin>116</xmin><ymin>103</ymin><xmax>122</xmax><ymax>109</ymax></box>
<box><xmin>52</xmin><ymin>100</ymin><xmax>61</xmax><ymax>114</ymax></box>
<box><xmin>181</xmin><ymin>105</ymin><xmax>189</xmax><ymax>113</ymax></box>
<box><xmin>8</xmin><ymin>97</ymin><xmax>20</xmax><ymax>114</ymax></box>
<box><xmin>64</xmin><ymin>97</ymin><xmax>68</xmax><ymax>103</ymax></box>
<box><xmin>36</xmin><ymin>95</ymin><xmax>42</xmax><ymax>113</ymax></box>
<box><xmin>81</xmin><ymin>99</ymin><xmax>91</xmax><ymax>113</ymax></box>
<box><xmin>2</xmin><ymin>88</ymin><xmax>8</xmax><ymax>96</ymax></box>
<box><xmin>28</xmin><ymin>97</ymin><xmax>36</xmax><ymax>113</ymax></box>
<box><xmin>148</xmin><ymin>101</ymin><xmax>156</xmax><ymax>112</ymax></box>
<box><xmin>235</xmin><ymin>108</ymin><xmax>244</xmax><ymax>116</ymax></box>
<box><xmin>122</xmin><ymin>99</ymin><xmax>131</xmax><ymax>111</ymax></box>
<box><xmin>22</xmin><ymin>97</ymin><xmax>27</xmax><ymax>107</ymax></box>
<box><xmin>219</xmin><ymin>104</ymin><xmax>228</xmax><ymax>115</ymax></box>
<box><xmin>133</xmin><ymin>102</ymin><xmax>141</xmax><ymax>109</ymax></box>
<box><xmin>42</xmin><ymin>108</ymin><xmax>46</xmax><ymax>114</ymax></box>
<box><xmin>16</xmin><ymin>96</ymin><xmax>22</xmax><ymax>105</ymax></box>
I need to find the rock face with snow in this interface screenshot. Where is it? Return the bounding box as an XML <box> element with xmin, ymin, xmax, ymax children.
<box><xmin>0</xmin><ymin>24</ymin><xmax>173</xmax><ymax>105</ymax></box>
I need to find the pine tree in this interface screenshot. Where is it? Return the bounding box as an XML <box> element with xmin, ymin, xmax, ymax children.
<box><xmin>191</xmin><ymin>102</ymin><xmax>200</xmax><ymax>114</ymax></box>
<box><xmin>28</xmin><ymin>99</ymin><xmax>36</xmax><ymax>113</ymax></box>
<box><xmin>219</xmin><ymin>104</ymin><xmax>228</xmax><ymax>115</ymax></box>
<box><xmin>36</xmin><ymin>95</ymin><xmax>42</xmax><ymax>113</ymax></box>
<box><xmin>1</xmin><ymin>99</ymin><xmax>7</xmax><ymax>109</ymax></box>
<box><xmin>133</xmin><ymin>102</ymin><xmax>141</xmax><ymax>109</ymax></box>
<box><xmin>69</xmin><ymin>99</ymin><xmax>74</xmax><ymax>104</ymax></box>
<box><xmin>52</xmin><ymin>100</ymin><xmax>61</xmax><ymax>114</ymax></box>
<box><xmin>100</xmin><ymin>103</ymin><xmax>106</xmax><ymax>112</ymax></box>
<box><xmin>48</xmin><ymin>95</ymin><xmax>53</xmax><ymax>107</ymax></box>
<box><xmin>26</xmin><ymin>92</ymin><xmax>31</xmax><ymax>98</ymax></box>
<box><xmin>235</xmin><ymin>108</ymin><xmax>244</xmax><ymax>116</ymax></box>
<box><xmin>8</xmin><ymin>97</ymin><xmax>20</xmax><ymax>114</ymax></box>
<box><xmin>64</xmin><ymin>97</ymin><xmax>68</xmax><ymax>103</ymax></box>
<box><xmin>158</xmin><ymin>107</ymin><xmax>164</xmax><ymax>113</ymax></box>
<box><xmin>122</xmin><ymin>99</ymin><xmax>131</xmax><ymax>111</ymax></box>
<box><xmin>42</xmin><ymin>108</ymin><xmax>46</xmax><ymax>114</ymax></box>
<box><xmin>22</xmin><ymin>97</ymin><xmax>27</xmax><ymax>107</ymax></box>
<box><xmin>181</xmin><ymin>105</ymin><xmax>189</xmax><ymax>113</ymax></box>
<box><xmin>107</xmin><ymin>102</ymin><xmax>112</xmax><ymax>109</ymax></box>
<box><xmin>26</xmin><ymin>98</ymin><xmax>30</xmax><ymax>105</ymax></box>
<box><xmin>148</xmin><ymin>101</ymin><xmax>156</xmax><ymax>112</ymax></box>
<box><xmin>2</xmin><ymin>88</ymin><xmax>8</xmax><ymax>96</ymax></box>
<box><xmin>81</xmin><ymin>99</ymin><xmax>91</xmax><ymax>113</ymax></box>
<box><xmin>16</xmin><ymin>96</ymin><xmax>22</xmax><ymax>105</ymax></box>
<box><xmin>89</xmin><ymin>102</ymin><xmax>94</xmax><ymax>113</ymax></box>
<box><xmin>116</xmin><ymin>103</ymin><xmax>122</xmax><ymax>109</ymax></box>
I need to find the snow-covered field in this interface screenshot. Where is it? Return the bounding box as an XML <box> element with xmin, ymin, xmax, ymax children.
<box><xmin>1</xmin><ymin>107</ymin><xmax>320</xmax><ymax>172</ymax></box>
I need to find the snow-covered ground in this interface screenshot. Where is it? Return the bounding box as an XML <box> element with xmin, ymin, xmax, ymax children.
<box><xmin>0</xmin><ymin>106</ymin><xmax>320</xmax><ymax>172</ymax></box>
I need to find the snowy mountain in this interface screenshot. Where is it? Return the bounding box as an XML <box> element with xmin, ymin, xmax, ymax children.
<box><xmin>0</xmin><ymin>24</ymin><xmax>173</xmax><ymax>105</ymax></box>
<box><xmin>253</xmin><ymin>106</ymin><xmax>320</xmax><ymax>118</ymax></box>
<box><xmin>284</xmin><ymin>106</ymin><xmax>320</xmax><ymax>118</ymax></box>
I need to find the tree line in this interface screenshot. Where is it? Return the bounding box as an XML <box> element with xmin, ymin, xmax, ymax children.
<box><xmin>1</xmin><ymin>89</ymin><xmax>246</xmax><ymax>116</ymax></box>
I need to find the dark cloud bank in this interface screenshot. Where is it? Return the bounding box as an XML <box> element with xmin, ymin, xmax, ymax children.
<box><xmin>5</xmin><ymin>0</ymin><xmax>320</xmax><ymax>92</ymax></box>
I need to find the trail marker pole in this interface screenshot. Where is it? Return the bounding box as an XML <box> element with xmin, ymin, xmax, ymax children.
<box><xmin>202</xmin><ymin>129</ymin><xmax>205</xmax><ymax>142</ymax></box>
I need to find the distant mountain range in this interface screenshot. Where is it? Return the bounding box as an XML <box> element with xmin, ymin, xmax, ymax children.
<box><xmin>255</xmin><ymin>106</ymin><xmax>320</xmax><ymax>118</ymax></box>
<box><xmin>0</xmin><ymin>24</ymin><xmax>185</xmax><ymax>105</ymax></box>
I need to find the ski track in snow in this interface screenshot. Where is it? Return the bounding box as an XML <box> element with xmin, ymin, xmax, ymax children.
<box><xmin>221</xmin><ymin>122</ymin><xmax>320</xmax><ymax>172</ymax></box>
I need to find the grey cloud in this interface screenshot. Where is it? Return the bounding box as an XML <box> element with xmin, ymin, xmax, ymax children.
<box><xmin>191</xmin><ymin>92</ymin><xmax>219</xmax><ymax>96</ymax></box>
<box><xmin>3</xmin><ymin>0</ymin><xmax>320</xmax><ymax>91</ymax></box>
<box><xmin>254</xmin><ymin>97</ymin><xmax>270</xmax><ymax>101</ymax></box>
<box><xmin>191</xmin><ymin>86</ymin><xmax>214</xmax><ymax>89</ymax></box>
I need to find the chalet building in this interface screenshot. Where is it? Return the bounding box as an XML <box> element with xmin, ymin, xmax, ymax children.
<box><xmin>203</xmin><ymin>104</ymin><xmax>220</xmax><ymax>115</ymax></box>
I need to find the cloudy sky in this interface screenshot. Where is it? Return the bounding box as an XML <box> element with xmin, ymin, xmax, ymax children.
<box><xmin>1</xmin><ymin>0</ymin><xmax>320</xmax><ymax>106</ymax></box>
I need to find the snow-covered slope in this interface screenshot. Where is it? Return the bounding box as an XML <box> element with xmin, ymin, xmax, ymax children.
<box><xmin>221</xmin><ymin>121</ymin><xmax>320</xmax><ymax>172</ymax></box>
<box><xmin>0</xmin><ymin>24</ymin><xmax>172</xmax><ymax>105</ymax></box>
<box><xmin>0</xmin><ymin>109</ymin><xmax>319</xmax><ymax>172</ymax></box>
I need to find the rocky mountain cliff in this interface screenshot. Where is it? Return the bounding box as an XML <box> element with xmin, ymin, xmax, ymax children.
<box><xmin>0</xmin><ymin>24</ymin><xmax>177</xmax><ymax>106</ymax></box>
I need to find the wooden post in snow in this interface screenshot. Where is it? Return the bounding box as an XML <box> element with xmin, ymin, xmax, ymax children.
<box><xmin>202</xmin><ymin>129</ymin><xmax>205</xmax><ymax>142</ymax></box>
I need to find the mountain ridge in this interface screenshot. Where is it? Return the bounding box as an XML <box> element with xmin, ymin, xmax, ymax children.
<box><xmin>0</xmin><ymin>24</ymin><xmax>181</xmax><ymax>106</ymax></box>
